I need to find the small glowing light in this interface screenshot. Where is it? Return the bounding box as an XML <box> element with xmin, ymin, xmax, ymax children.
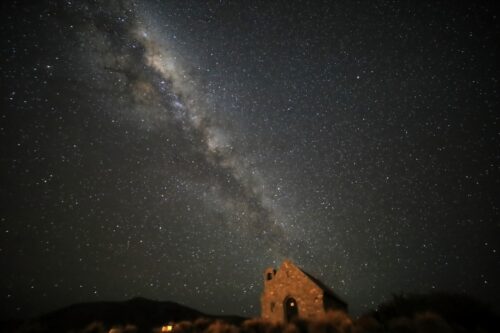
<box><xmin>161</xmin><ymin>324</ymin><xmax>173</xmax><ymax>332</ymax></box>
<box><xmin>290</xmin><ymin>302</ymin><xmax>295</xmax><ymax>306</ymax></box>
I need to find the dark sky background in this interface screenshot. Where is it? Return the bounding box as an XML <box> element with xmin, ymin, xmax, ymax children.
<box><xmin>1</xmin><ymin>0</ymin><xmax>499</xmax><ymax>320</ymax></box>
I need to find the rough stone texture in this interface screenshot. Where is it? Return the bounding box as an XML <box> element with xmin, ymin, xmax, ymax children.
<box><xmin>260</xmin><ymin>260</ymin><xmax>347</xmax><ymax>322</ymax></box>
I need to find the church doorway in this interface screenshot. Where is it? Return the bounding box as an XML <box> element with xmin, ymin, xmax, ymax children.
<box><xmin>284</xmin><ymin>297</ymin><xmax>298</xmax><ymax>321</ymax></box>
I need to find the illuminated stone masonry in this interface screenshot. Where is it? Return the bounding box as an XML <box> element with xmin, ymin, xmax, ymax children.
<box><xmin>261</xmin><ymin>260</ymin><xmax>347</xmax><ymax>322</ymax></box>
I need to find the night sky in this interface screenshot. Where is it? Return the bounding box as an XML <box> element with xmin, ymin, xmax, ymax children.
<box><xmin>1</xmin><ymin>0</ymin><xmax>499</xmax><ymax>320</ymax></box>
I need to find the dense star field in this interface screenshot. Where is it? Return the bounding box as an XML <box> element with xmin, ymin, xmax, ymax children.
<box><xmin>0</xmin><ymin>0</ymin><xmax>498</xmax><ymax>320</ymax></box>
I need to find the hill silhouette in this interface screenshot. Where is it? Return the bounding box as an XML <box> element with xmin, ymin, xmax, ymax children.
<box><xmin>368</xmin><ymin>292</ymin><xmax>499</xmax><ymax>332</ymax></box>
<box><xmin>1</xmin><ymin>292</ymin><xmax>498</xmax><ymax>333</ymax></box>
<box><xmin>1</xmin><ymin>297</ymin><xmax>245</xmax><ymax>333</ymax></box>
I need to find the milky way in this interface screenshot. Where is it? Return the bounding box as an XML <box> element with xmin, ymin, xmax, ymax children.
<box><xmin>89</xmin><ymin>2</ymin><xmax>293</xmax><ymax>254</ymax></box>
<box><xmin>1</xmin><ymin>0</ymin><xmax>499</xmax><ymax>319</ymax></box>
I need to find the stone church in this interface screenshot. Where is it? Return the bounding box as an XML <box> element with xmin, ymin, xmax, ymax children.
<box><xmin>261</xmin><ymin>260</ymin><xmax>347</xmax><ymax>322</ymax></box>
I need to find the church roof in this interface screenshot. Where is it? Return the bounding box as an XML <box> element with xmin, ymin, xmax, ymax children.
<box><xmin>299</xmin><ymin>268</ymin><xmax>348</xmax><ymax>307</ymax></box>
<box><xmin>281</xmin><ymin>260</ymin><xmax>348</xmax><ymax>308</ymax></box>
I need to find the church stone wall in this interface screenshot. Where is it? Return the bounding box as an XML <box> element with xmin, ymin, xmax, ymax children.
<box><xmin>261</xmin><ymin>260</ymin><xmax>326</xmax><ymax>322</ymax></box>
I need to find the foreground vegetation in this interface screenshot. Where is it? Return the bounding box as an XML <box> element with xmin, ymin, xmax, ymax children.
<box><xmin>6</xmin><ymin>293</ymin><xmax>499</xmax><ymax>333</ymax></box>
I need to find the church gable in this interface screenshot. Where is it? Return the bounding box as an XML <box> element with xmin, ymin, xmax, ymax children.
<box><xmin>261</xmin><ymin>260</ymin><xmax>347</xmax><ymax>322</ymax></box>
<box><xmin>273</xmin><ymin>260</ymin><xmax>321</xmax><ymax>291</ymax></box>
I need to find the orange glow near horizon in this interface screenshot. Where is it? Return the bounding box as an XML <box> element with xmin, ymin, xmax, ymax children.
<box><xmin>161</xmin><ymin>324</ymin><xmax>173</xmax><ymax>332</ymax></box>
